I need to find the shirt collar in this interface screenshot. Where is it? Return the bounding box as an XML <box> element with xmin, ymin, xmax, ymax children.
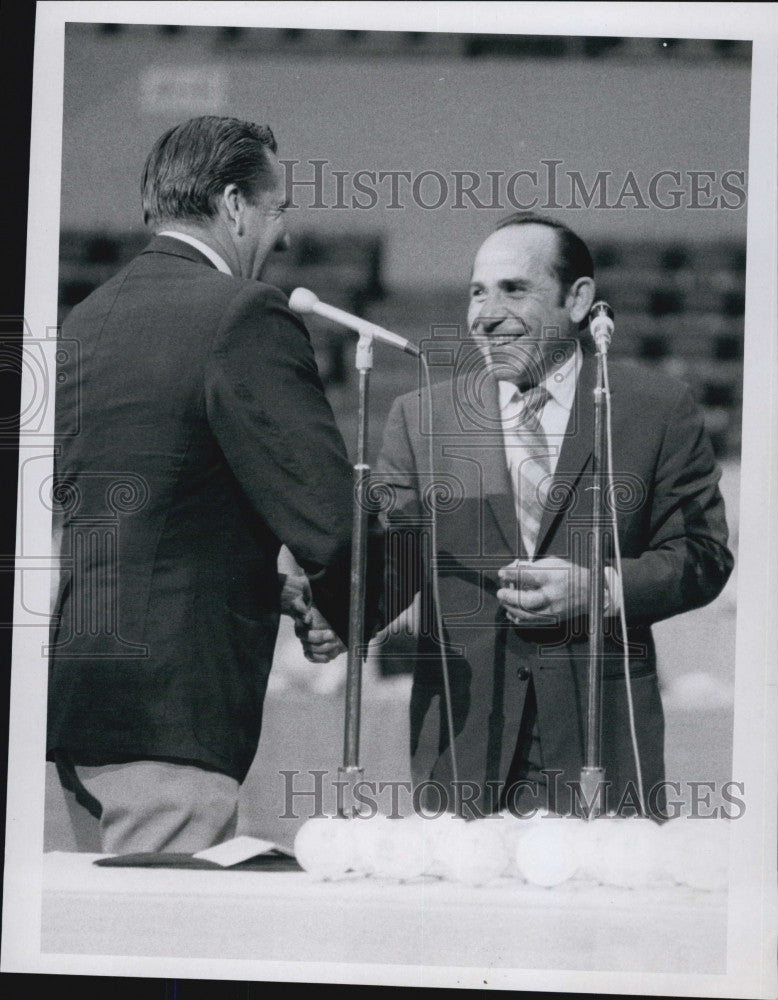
<box><xmin>157</xmin><ymin>231</ymin><xmax>232</xmax><ymax>275</ymax></box>
<box><xmin>498</xmin><ymin>343</ymin><xmax>582</xmax><ymax>412</ymax></box>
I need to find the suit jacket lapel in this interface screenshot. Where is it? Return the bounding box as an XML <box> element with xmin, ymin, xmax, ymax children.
<box><xmin>535</xmin><ymin>350</ymin><xmax>597</xmax><ymax>555</ymax></box>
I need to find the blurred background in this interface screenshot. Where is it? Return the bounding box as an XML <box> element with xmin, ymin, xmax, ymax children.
<box><xmin>46</xmin><ymin>23</ymin><xmax>747</xmax><ymax>849</ymax></box>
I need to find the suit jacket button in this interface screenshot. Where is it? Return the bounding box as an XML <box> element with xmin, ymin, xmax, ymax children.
<box><xmin>517</xmin><ymin>667</ymin><xmax>531</xmax><ymax>681</ymax></box>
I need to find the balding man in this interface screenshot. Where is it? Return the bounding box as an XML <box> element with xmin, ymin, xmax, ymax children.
<box><xmin>377</xmin><ymin>213</ymin><xmax>733</xmax><ymax>819</ymax></box>
<box><xmin>48</xmin><ymin>116</ymin><xmax>377</xmax><ymax>852</ymax></box>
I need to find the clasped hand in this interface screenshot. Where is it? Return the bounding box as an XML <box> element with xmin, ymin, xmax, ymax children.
<box><xmin>280</xmin><ymin>572</ymin><xmax>346</xmax><ymax>663</ymax></box>
<box><xmin>496</xmin><ymin>557</ymin><xmax>590</xmax><ymax>625</ymax></box>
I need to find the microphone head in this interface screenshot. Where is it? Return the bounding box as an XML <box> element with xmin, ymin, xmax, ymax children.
<box><xmin>288</xmin><ymin>287</ymin><xmax>320</xmax><ymax>314</ymax></box>
<box><xmin>589</xmin><ymin>300</ymin><xmax>614</xmax><ymax>323</ymax></box>
<box><xmin>588</xmin><ymin>300</ymin><xmax>614</xmax><ymax>352</ymax></box>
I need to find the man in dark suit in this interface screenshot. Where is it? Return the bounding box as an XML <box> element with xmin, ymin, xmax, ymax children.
<box><xmin>48</xmin><ymin>116</ymin><xmax>369</xmax><ymax>852</ymax></box>
<box><xmin>376</xmin><ymin>214</ymin><xmax>733</xmax><ymax>818</ymax></box>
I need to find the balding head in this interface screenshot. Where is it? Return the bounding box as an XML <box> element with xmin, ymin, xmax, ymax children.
<box><xmin>467</xmin><ymin>220</ymin><xmax>596</xmax><ymax>388</ymax></box>
<box><xmin>491</xmin><ymin>213</ymin><xmax>594</xmax><ymax>303</ymax></box>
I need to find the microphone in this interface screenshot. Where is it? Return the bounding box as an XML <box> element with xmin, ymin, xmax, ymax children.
<box><xmin>589</xmin><ymin>301</ymin><xmax>614</xmax><ymax>353</ymax></box>
<box><xmin>289</xmin><ymin>287</ymin><xmax>420</xmax><ymax>357</ymax></box>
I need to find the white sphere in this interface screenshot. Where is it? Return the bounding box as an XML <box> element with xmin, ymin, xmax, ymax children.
<box><xmin>661</xmin><ymin>818</ymin><xmax>730</xmax><ymax>891</ymax></box>
<box><xmin>663</xmin><ymin>672</ymin><xmax>734</xmax><ymax>711</ymax></box>
<box><xmin>497</xmin><ymin>811</ymin><xmax>560</xmax><ymax>877</ymax></box>
<box><xmin>369</xmin><ymin>815</ymin><xmax>430</xmax><ymax>881</ymax></box>
<box><xmin>575</xmin><ymin>815</ymin><xmax>625</xmax><ymax>881</ymax></box>
<box><xmin>514</xmin><ymin>818</ymin><xmax>581</xmax><ymax>887</ymax></box>
<box><xmin>425</xmin><ymin>815</ymin><xmax>470</xmax><ymax>878</ymax></box>
<box><xmin>347</xmin><ymin>813</ymin><xmax>390</xmax><ymax>876</ymax></box>
<box><xmin>578</xmin><ymin>816</ymin><xmax>664</xmax><ymax>888</ymax></box>
<box><xmin>433</xmin><ymin>819</ymin><xmax>510</xmax><ymax>886</ymax></box>
<box><xmin>293</xmin><ymin>815</ymin><xmax>357</xmax><ymax>880</ymax></box>
<box><xmin>496</xmin><ymin>813</ymin><xmax>529</xmax><ymax>877</ymax></box>
<box><xmin>655</xmin><ymin>817</ymin><xmax>692</xmax><ymax>881</ymax></box>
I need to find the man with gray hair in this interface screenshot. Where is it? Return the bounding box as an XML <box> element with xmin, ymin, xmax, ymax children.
<box><xmin>48</xmin><ymin>116</ymin><xmax>371</xmax><ymax>852</ymax></box>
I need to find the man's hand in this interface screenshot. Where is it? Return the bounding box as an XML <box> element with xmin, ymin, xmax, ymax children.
<box><xmin>279</xmin><ymin>572</ymin><xmax>312</xmax><ymax>620</ymax></box>
<box><xmin>294</xmin><ymin>606</ymin><xmax>347</xmax><ymax>663</ymax></box>
<box><xmin>279</xmin><ymin>573</ymin><xmax>345</xmax><ymax>662</ymax></box>
<box><xmin>496</xmin><ymin>557</ymin><xmax>590</xmax><ymax>625</ymax></box>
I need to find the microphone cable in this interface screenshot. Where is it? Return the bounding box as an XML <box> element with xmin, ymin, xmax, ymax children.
<box><xmin>420</xmin><ymin>355</ymin><xmax>461</xmax><ymax>796</ymax></box>
<box><xmin>602</xmin><ymin>355</ymin><xmax>647</xmax><ymax>817</ymax></box>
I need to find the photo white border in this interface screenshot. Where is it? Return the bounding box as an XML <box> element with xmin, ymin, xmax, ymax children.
<box><xmin>3</xmin><ymin>2</ymin><xmax>776</xmax><ymax>995</ymax></box>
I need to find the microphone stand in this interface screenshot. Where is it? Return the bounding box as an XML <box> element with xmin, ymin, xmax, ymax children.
<box><xmin>337</xmin><ymin>333</ymin><xmax>373</xmax><ymax>817</ymax></box>
<box><xmin>580</xmin><ymin>344</ymin><xmax>610</xmax><ymax>819</ymax></box>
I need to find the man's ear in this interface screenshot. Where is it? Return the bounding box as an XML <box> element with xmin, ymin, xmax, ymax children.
<box><xmin>566</xmin><ymin>276</ymin><xmax>596</xmax><ymax>325</ymax></box>
<box><xmin>220</xmin><ymin>184</ymin><xmax>243</xmax><ymax>235</ymax></box>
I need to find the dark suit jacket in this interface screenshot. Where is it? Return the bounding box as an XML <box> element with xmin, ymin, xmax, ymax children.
<box><xmin>376</xmin><ymin>346</ymin><xmax>733</xmax><ymax>816</ymax></box>
<box><xmin>48</xmin><ymin>235</ymin><xmax>366</xmax><ymax>782</ymax></box>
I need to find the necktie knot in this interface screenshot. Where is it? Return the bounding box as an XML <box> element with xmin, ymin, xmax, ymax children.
<box><xmin>512</xmin><ymin>384</ymin><xmax>549</xmax><ymax>430</ymax></box>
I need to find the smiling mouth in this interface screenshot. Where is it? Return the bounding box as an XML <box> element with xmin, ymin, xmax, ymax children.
<box><xmin>472</xmin><ymin>317</ymin><xmax>531</xmax><ymax>345</ymax></box>
<box><xmin>476</xmin><ymin>331</ymin><xmax>527</xmax><ymax>347</ymax></box>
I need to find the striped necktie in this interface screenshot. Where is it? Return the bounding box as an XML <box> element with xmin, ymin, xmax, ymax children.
<box><xmin>503</xmin><ymin>384</ymin><xmax>552</xmax><ymax>558</ymax></box>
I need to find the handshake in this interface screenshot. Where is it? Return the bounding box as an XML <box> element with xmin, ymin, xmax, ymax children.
<box><xmin>279</xmin><ymin>572</ymin><xmax>347</xmax><ymax>664</ymax></box>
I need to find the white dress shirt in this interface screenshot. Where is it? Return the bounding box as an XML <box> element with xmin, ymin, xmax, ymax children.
<box><xmin>498</xmin><ymin>344</ymin><xmax>620</xmax><ymax>613</ymax></box>
<box><xmin>497</xmin><ymin>344</ymin><xmax>581</xmax><ymax>485</ymax></box>
<box><xmin>157</xmin><ymin>231</ymin><xmax>232</xmax><ymax>275</ymax></box>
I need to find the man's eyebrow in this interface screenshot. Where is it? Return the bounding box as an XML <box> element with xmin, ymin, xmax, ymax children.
<box><xmin>468</xmin><ymin>277</ymin><xmax>533</xmax><ymax>290</ymax></box>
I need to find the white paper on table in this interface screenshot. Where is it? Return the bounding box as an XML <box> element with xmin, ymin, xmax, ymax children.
<box><xmin>193</xmin><ymin>836</ymin><xmax>285</xmax><ymax>867</ymax></box>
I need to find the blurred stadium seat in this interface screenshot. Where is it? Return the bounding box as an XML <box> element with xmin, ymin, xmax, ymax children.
<box><xmin>92</xmin><ymin>24</ymin><xmax>751</xmax><ymax>63</ymax></box>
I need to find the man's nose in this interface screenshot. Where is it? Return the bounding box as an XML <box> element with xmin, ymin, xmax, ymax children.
<box><xmin>473</xmin><ymin>294</ymin><xmax>507</xmax><ymax>334</ymax></box>
<box><xmin>475</xmin><ymin>313</ymin><xmax>506</xmax><ymax>334</ymax></box>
